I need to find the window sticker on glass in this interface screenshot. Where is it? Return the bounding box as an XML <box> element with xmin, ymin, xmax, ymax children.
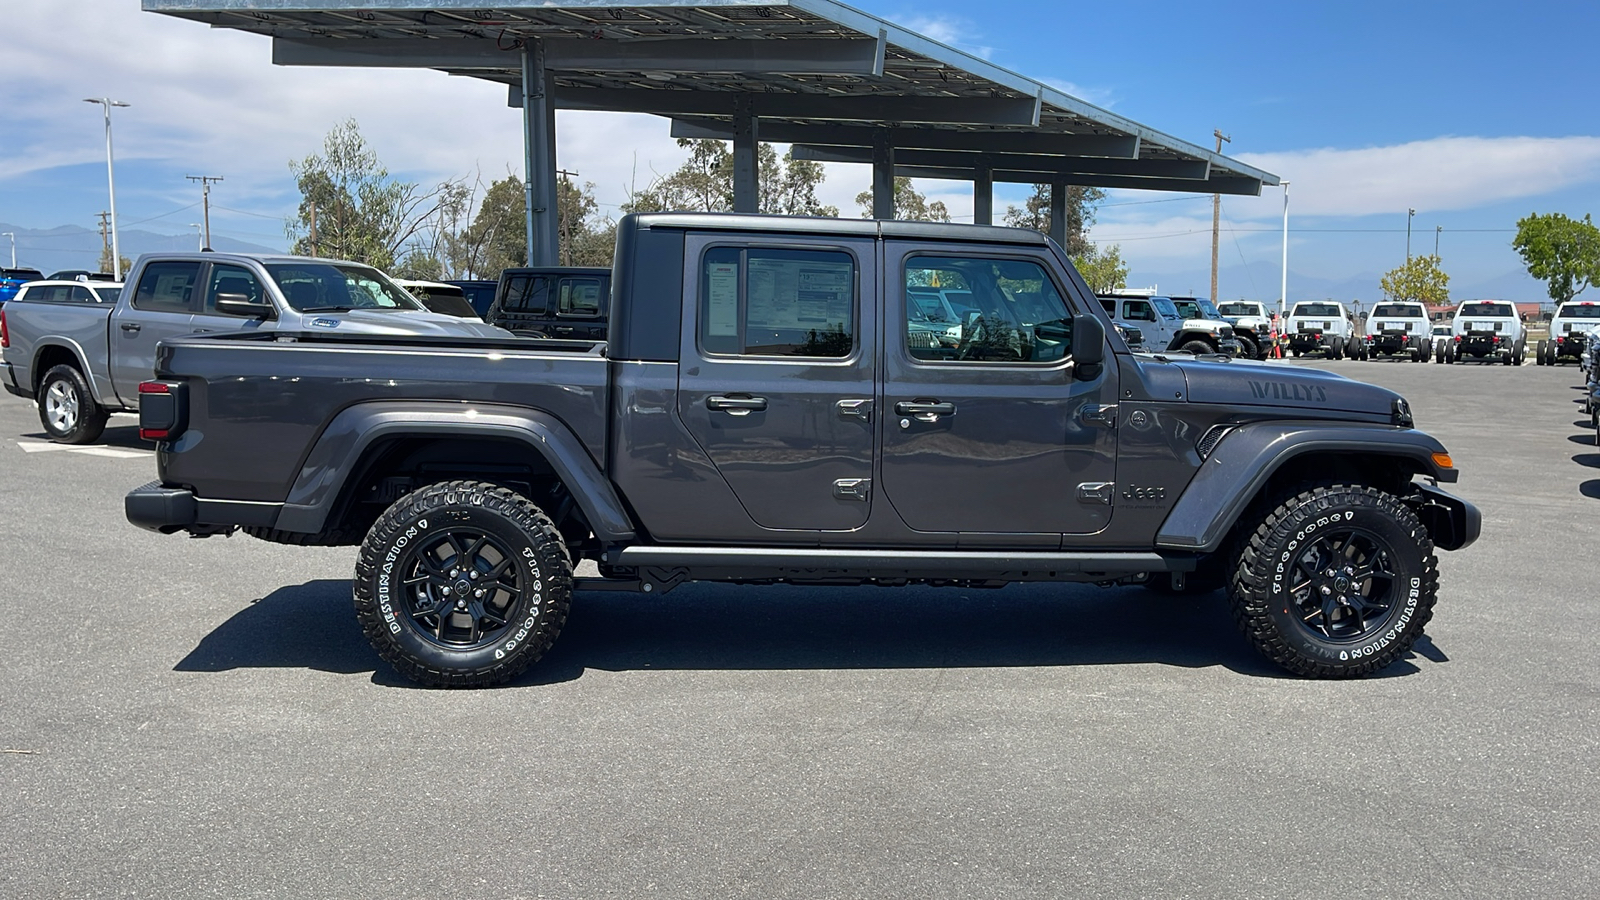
<box><xmin>706</xmin><ymin>262</ymin><xmax>739</xmax><ymax>337</ymax></box>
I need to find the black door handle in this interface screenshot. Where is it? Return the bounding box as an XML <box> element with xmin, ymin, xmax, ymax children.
<box><xmin>707</xmin><ymin>395</ymin><xmax>768</xmax><ymax>416</ymax></box>
<box><xmin>119</xmin><ymin>322</ymin><xmax>142</xmax><ymax>333</ymax></box>
<box><xmin>895</xmin><ymin>400</ymin><xmax>956</xmax><ymax>422</ymax></box>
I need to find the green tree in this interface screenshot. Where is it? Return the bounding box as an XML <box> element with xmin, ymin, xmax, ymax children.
<box><xmin>97</xmin><ymin>246</ymin><xmax>131</xmax><ymax>277</ymax></box>
<box><xmin>1379</xmin><ymin>254</ymin><xmax>1450</xmax><ymax>306</ymax></box>
<box><xmin>625</xmin><ymin>139</ymin><xmax>837</xmax><ymax>217</ymax></box>
<box><xmin>854</xmin><ymin>176</ymin><xmax>950</xmax><ymax>222</ymax></box>
<box><xmin>1512</xmin><ymin>211</ymin><xmax>1600</xmax><ymax>303</ymax></box>
<box><xmin>1002</xmin><ymin>183</ymin><xmax>1105</xmax><ymax>256</ymax></box>
<box><xmin>1073</xmin><ymin>243</ymin><xmax>1128</xmax><ymax>294</ymax></box>
<box><xmin>447</xmin><ymin>174</ymin><xmax>526</xmax><ymax>278</ymax></box>
<box><xmin>286</xmin><ymin>119</ymin><xmax>466</xmax><ymax>271</ymax></box>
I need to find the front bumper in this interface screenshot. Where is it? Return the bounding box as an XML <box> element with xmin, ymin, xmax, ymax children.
<box><xmin>1405</xmin><ymin>482</ymin><xmax>1481</xmax><ymax>552</ymax></box>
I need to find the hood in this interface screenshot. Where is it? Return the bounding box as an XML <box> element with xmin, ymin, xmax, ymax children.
<box><xmin>289</xmin><ymin>309</ymin><xmax>513</xmax><ymax>338</ymax></box>
<box><xmin>1166</xmin><ymin>356</ymin><xmax>1405</xmax><ymax>419</ymax></box>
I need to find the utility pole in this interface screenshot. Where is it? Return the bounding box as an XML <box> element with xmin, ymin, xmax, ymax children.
<box><xmin>1435</xmin><ymin>225</ymin><xmax>1441</xmax><ymax>258</ymax></box>
<box><xmin>186</xmin><ymin>175</ymin><xmax>223</xmax><ymax>249</ymax></box>
<box><xmin>556</xmin><ymin>168</ymin><xmax>579</xmax><ymax>266</ymax></box>
<box><xmin>96</xmin><ymin>211</ymin><xmax>111</xmax><ymax>268</ymax></box>
<box><xmin>308</xmin><ymin>200</ymin><xmax>317</xmax><ymax>256</ymax></box>
<box><xmin>1210</xmin><ymin>129</ymin><xmax>1231</xmax><ymax>302</ymax></box>
<box><xmin>1406</xmin><ymin>208</ymin><xmax>1416</xmax><ymax>261</ymax></box>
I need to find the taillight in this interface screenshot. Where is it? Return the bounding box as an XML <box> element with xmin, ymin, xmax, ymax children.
<box><xmin>1</xmin><ymin>309</ymin><xmax>8</xmax><ymax>348</ymax></box>
<box><xmin>138</xmin><ymin>380</ymin><xmax>186</xmax><ymax>441</ymax></box>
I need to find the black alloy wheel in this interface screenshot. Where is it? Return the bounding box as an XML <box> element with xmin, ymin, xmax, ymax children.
<box><xmin>354</xmin><ymin>480</ymin><xmax>572</xmax><ymax>687</ymax></box>
<box><xmin>1230</xmin><ymin>482</ymin><xmax>1437</xmax><ymax>678</ymax></box>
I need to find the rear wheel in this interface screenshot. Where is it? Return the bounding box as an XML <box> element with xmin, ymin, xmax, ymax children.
<box><xmin>1229</xmin><ymin>483</ymin><xmax>1438</xmax><ymax>678</ymax></box>
<box><xmin>37</xmin><ymin>364</ymin><xmax>108</xmax><ymax>444</ymax></box>
<box><xmin>1435</xmin><ymin>342</ymin><xmax>1446</xmax><ymax>364</ymax></box>
<box><xmin>1537</xmin><ymin>340</ymin><xmax>1549</xmax><ymax>365</ymax></box>
<box><xmin>1329</xmin><ymin>336</ymin><xmax>1344</xmax><ymax>359</ymax></box>
<box><xmin>353</xmin><ymin>480</ymin><xmax>573</xmax><ymax>687</ymax></box>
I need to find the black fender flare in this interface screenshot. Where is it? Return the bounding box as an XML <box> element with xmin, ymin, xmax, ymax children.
<box><xmin>272</xmin><ymin>400</ymin><xmax>636</xmax><ymax>542</ymax></box>
<box><xmin>1154</xmin><ymin>422</ymin><xmax>1459</xmax><ymax>553</ymax></box>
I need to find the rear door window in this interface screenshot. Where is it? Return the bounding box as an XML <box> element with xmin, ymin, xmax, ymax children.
<box><xmin>556</xmin><ymin>277</ymin><xmax>604</xmax><ymax>318</ymax></box>
<box><xmin>699</xmin><ymin>247</ymin><xmax>856</xmax><ymax>357</ymax></box>
<box><xmin>132</xmin><ymin>262</ymin><xmax>200</xmax><ymax>313</ymax></box>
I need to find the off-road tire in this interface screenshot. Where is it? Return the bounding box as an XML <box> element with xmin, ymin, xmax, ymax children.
<box><xmin>1177</xmin><ymin>339</ymin><xmax>1214</xmax><ymax>355</ymax></box>
<box><xmin>1229</xmin><ymin>482</ymin><xmax>1438</xmax><ymax>678</ymax></box>
<box><xmin>1235</xmin><ymin>334</ymin><xmax>1259</xmax><ymax>361</ymax></box>
<box><xmin>353</xmin><ymin>480</ymin><xmax>572</xmax><ymax>687</ymax></box>
<box><xmin>38</xmin><ymin>364</ymin><xmax>108</xmax><ymax>444</ymax></box>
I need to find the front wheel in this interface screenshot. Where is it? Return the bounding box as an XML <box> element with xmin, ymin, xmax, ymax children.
<box><xmin>1229</xmin><ymin>483</ymin><xmax>1438</xmax><ymax>678</ymax></box>
<box><xmin>353</xmin><ymin>480</ymin><xmax>573</xmax><ymax>687</ymax></box>
<box><xmin>1235</xmin><ymin>334</ymin><xmax>1259</xmax><ymax>361</ymax></box>
<box><xmin>1177</xmin><ymin>339</ymin><xmax>1214</xmax><ymax>355</ymax></box>
<box><xmin>38</xmin><ymin>365</ymin><xmax>108</xmax><ymax>444</ymax></box>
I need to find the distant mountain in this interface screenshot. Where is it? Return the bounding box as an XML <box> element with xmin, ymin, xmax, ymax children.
<box><xmin>0</xmin><ymin>222</ymin><xmax>281</xmax><ymax>276</ymax></box>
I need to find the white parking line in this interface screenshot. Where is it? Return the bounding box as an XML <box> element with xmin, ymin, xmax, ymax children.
<box><xmin>15</xmin><ymin>441</ymin><xmax>153</xmax><ymax>460</ymax></box>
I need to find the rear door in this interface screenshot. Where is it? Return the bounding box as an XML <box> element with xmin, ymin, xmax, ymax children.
<box><xmin>676</xmin><ymin>234</ymin><xmax>876</xmax><ymax>532</ymax></box>
<box><xmin>879</xmin><ymin>244</ymin><xmax>1118</xmax><ymax>540</ymax></box>
<box><xmin>111</xmin><ymin>260</ymin><xmax>201</xmax><ymax>404</ymax></box>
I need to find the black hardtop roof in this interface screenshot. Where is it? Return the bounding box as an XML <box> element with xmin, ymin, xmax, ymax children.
<box><xmin>500</xmin><ymin>266</ymin><xmax>612</xmax><ymax>276</ymax></box>
<box><xmin>626</xmin><ymin>212</ymin><xmax>1053</xmax><ymax>247</ymax></box>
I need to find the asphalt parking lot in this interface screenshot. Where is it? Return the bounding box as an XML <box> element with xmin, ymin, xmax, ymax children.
<box><xmin>1</xmin><ymin>356</ymin><xmax>1595</xmax><ymax>899</ymax></box>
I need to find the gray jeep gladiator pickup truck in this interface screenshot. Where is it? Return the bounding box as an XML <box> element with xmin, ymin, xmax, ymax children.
<box><xmin>1</xmin><ymin>251</ymin><xmax>509</xmax><ymax>443</ymax></box>
<box><xmin>126</xmin><ymin>214</ymin><xmax>1479</xmax><ymax>686</ymax></box>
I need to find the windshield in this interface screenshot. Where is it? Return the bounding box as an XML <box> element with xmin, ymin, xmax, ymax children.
<box><xmin>1557</xmin><ymin>303</ymin><xmax>1600</xmax><ymax>319</ymax></box>
<box><xmin>1459</xmin><ymin>302</ymin><xmax>1514</xmax><ymax>318</ymax></box>
<box><xmin>1372</xmin><ymin>304</ymin><xmax>1424</xmax><ymax>318</ymax></box>
<box><xmin>1216</xmin><ymin>302</ymin><xmax>1260</xmax><ymax>317</ymax></box>
<box><xmin>266</xmin><ymin>263</ymin><xmax>422</xmax><ymax>312</ymax></box>
<box><xmin>1292</xmin><ymin>303</ymin><xmax>1341</xmax><ymax>317</ymax></box>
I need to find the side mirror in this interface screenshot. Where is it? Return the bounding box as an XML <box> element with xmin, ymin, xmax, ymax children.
<box><xmin>1071</xmin><ymin>313</ymin><xmax>1105</xmax><ymax>379</ymax></box>
<box><xmin>214</xmin><ymin>293</ymin><xmax>275</xmax><ymax>319</ymax></box>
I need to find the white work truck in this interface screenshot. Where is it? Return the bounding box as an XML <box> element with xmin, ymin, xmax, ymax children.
<box><xmin>1443</xmin><ymin>300</ymin><xmax>1525</xmax><ymax>365</ymax></box>
<box><xmin>1361</xmin><ymin>301</ymin><xmax>1433</xmax><ymax>362</ymax></box>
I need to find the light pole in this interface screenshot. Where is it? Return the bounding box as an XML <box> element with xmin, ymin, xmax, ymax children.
<box><xmin>2</xmin><ymin>232</ymin><xmax>13</xmax><ymax>269</ymax></box>
<box><xmin>1435</xmin><ymin>225</ymin><xmax>1441</xmax><ymax>258</ymax></box>
<box><xmin>84</xmin><ymin>98</ymin><xmax>130</xmax><ymax>280</ymax></box>
<box><xmin>1406</xmin><ymin>208</ymin><xmax>1416</xmax><ymax>261</ymax></box>
<box><xmin>1279</xmin><ymin>181</ymin><xmax>1290</xmax><ymax>317</ymax></box>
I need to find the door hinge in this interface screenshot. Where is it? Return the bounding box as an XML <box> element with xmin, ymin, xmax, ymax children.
<box><xmin>833</xmin><ymin>478</ymin><xmax>872</xmax><ymax>501</ymax></box>
<box><xmin>1077</xmin><ymin>482</ymin><xmax>1115</xmax><ymax>504</ymax></box>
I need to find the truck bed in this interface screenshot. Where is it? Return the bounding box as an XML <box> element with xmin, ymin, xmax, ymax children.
<box><xmin>155</xmin><ymin>330</ymin><xmax>610</xmax><ymax>503</ymax></box>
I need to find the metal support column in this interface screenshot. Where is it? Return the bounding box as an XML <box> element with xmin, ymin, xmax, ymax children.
<box><xmin>871</xmin><ymin>130</ymin><xmax>895</xmax><ymax>220</ymax></box>
<box><xmin>973</xmin><ymin>164</ymin><xmax>993</xmax><ymax>226</ymax></box>
<box><xmin>521</xmin><ymin>39</ymin><xmax>558</xmax><ymax>267</ymax></box>
<box><xmin>732</xmin><ymin>96</ymin><xmax>759</xmax><ymax>213</ymax></box>
<box><xmin>1049</xmin><ymin>182</ymin><xmax>1068</xmax><ymax>249</ymax></box>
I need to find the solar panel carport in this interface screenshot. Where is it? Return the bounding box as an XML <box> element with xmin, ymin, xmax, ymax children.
<box><xmin>144</xmin><ymin>0</ymin><xmax>1280</xmax><ymax>266</ymax></box>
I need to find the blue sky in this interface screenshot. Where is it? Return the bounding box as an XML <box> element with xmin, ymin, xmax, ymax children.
<box><xmin>2</xmin><ymin>0</ymin><xmax>1597</xmax><ymax>303</ymax></box>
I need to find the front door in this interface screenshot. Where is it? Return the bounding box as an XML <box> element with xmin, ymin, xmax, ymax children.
<box><xmin>879</xmin><ymin>245</ymin><xmax>1118</xmax><ymax>536</ymax></box>
<box><xmin>676</xmin><ymin>236</ymin><xmax>877</xmax><ymax>532</ymax></box>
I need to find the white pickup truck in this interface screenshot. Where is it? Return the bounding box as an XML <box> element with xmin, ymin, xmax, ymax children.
<box><xmin>1</xmin><ymin>251</ymin><xmax>509</xmax><ymax>442</ymax></box>
<box><xmin>1537</xmin><ymin>299</ymin><xmax>1600</xmax><ymax>366</ymax></box>
<box><xmin>1362</xmin><ymin>301</ymin><xmax>1433</xmax><ymax>362</ymax></box>
<box><xmin>1443</xmin><ymin>300</ymin><xmax>1525</xmax><ymax>365</ymax></box>
<box><xmin>1285</xmin><ymin>301</ymin><xmax>1356</xmax><ymax>359</ymax></box>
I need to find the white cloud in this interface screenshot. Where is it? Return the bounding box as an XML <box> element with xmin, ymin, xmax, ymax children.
<box><xmin>1237</xmin><ymin>136</ymin><xmax>1600</xmax><ymax>218</ymax></box>
<box><xmin>897</xmin><ymin>15</ymin><xmax>996</xmax><ymax>60</ymax></box>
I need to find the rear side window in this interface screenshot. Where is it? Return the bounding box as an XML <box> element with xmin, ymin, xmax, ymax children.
<box><xmin>1123</xmin><ymin>300</ymin><xmax>1154</xmax><ymax>321</ymax></box>
<box><xmin>22</xmin><ymin>285</ymin><xmax>71</xmax><ymax>303</ymax></box>
<box><xmin>133</xmin><ymin>262</ymin><xmax>200</xmax><ymax>313</ymax></box>
<box><xmin>556</xmin><ymin>277</ymin><xmax>604</xmax><ymax>317</ymax></box>
<box><xmin>699</xmin><ymin>247</ymin><xmax>856</xmax><ymax>357</ymax></box>
<box><xmin>502</xmin><ymin>275</ymin><xmax>549</xmax><ymax>314</ymax></box>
